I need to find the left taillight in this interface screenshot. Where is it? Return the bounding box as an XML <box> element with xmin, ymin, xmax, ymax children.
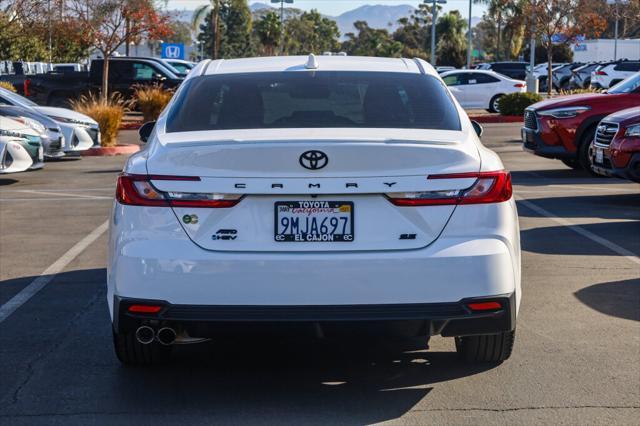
<box><xmin>116</xmin><ymin>174</ymin><xmax>242</xmax><ymax>208</ymax></box>
<box><xmin>386</xmin><ymin>170</ymin><xmax>512</xmax><ymax>206</ymax></box>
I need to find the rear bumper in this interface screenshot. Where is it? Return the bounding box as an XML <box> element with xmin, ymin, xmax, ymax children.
<box><xmin>114</xmin><ymin>293</ymin><xmax>516</xmax><ymax>338</ymax></box>
<box><xmin>108</xmin><ymin>200</ymin><xmax>522</xmax><ymax>329</ymax></box>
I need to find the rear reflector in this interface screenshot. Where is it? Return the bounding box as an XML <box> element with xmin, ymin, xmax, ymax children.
<box><xmin>387</xmin><ymin>170</ymin><xmax>512</xmax><ymax>206</ymax></box>
<box><xmin>467</xmin><ymin>301</ymin><xmax>502</xmax><ymax>311</ymax></box>
<box><xmin>116</xmin><ymin>174</ymin><xmax>242</xmax><ymax>208</ymax></box>
<box><xmin>128</xmin><ymin>305</ymin><xmax>162</xmax><ymax>313</ymax></box>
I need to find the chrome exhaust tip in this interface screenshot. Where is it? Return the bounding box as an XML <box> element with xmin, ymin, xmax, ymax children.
<box><xmin>135</xmin><ymin>325</ymin><xmax>155</xmax><ymax>345</ymax></box>
<box><xmin>157</xmin><ymin>327</ymin><xmax>177</xmax><ymax>346</ymax></box>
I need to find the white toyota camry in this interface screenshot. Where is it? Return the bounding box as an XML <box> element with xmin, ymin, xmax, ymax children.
<box><xmin>109</xmin><ymin>55</ymin><xmax>521</xmax><ymax>365</ymax></box>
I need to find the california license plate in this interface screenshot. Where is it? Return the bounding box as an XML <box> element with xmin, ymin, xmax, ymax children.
<box><xmin>275</xmin><ymin>201</ymin><xmax>354</xmax><ymax>242</ymax></box>
<box><xmin>595</xmin><ymin>147</ymin><xmax>604</xmax><ymax>164</ymax></box>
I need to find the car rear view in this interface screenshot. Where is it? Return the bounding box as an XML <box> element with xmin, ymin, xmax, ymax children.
<box><xmin>108</xmin><ymin>56</ymin><xmax>521</xmax><ymax>366</ymax></box>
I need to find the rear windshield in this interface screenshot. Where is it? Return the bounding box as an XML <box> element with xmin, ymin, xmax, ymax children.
<box><xmin>166</xmin><ymin>71</ymin><xmax>460</xmax><ymax>132</ymax></box>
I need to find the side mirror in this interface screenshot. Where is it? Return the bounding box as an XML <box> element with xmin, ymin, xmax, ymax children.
<box><xmin>471</xmin><ymin>120</ymin><xmax>483</xmax><ymax>138</ymax></box>
<box><xmin>138</xmin><ymin>121</ymin><xmax>156</xmax><ymax>143</ymax></box>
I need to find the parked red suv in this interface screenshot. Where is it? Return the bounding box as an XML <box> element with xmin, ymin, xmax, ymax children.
<box><xmin>522</xmin><ymin>72</ymin><xmax>640</xmax><ymax>171</ymax></box>
<box><xmin>590</xmin><ymin>107</ymin><xmax>640</xmax><ymax>182</ymax></box>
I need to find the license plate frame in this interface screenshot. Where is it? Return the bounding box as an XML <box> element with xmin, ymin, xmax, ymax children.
<box><xmin>274</xmin><ymin>201</ymin><xmax>354</xmax><ymax>242</ymax></box>
<box><xmin>595</xmin><ymin>147</ymin><xmax>604</xmax><ymax>164</ymax></box>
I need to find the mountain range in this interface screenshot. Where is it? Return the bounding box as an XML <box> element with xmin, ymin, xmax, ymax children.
<box><xmin>249</xmin><ymin>3</ymin><xmax>481</xmax><ymax>36</ymax></box>
<box><xmin>173</xmin><ymin>3</ymin><xmax>482</xmax><ymax>40</ymax></box>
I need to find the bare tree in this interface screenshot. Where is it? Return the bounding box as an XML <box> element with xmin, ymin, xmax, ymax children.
<box><xmin>529</xmin><ymin>0</ymin><xmax>606</xmax><ymax>94</ymax></box>
<box><xmin>66</xmin><ymin>0</ymin><xmax>172</xmax><ymax>100</ymax></box>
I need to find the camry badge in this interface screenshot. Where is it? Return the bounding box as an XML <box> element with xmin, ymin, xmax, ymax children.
<box><xmin>299</xmin><ymin>150</ymin><xmax>328</xmax><ymax>170</ymax></box>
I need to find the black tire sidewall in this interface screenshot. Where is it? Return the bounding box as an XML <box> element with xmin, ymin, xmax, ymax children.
<box><xmin>578</xmin><ymin>127</ymin><xmax>596</xmax><ymax>172</ymax></box>
<box><xmin>489</xmin><ymin>95</ymin><xmax>503</xmax><ymax>113</ymax></box>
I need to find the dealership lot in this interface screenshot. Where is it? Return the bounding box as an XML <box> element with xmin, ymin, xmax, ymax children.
<box><xmin>0</xmin><ymin>124</ymin><xmax>638</xmax><ymax>425</ymax></box>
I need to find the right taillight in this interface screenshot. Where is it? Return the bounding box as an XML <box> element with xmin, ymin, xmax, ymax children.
<box><xmin>386</xmin><ymin>170</ymin><xmax>512</xmax><ymax>206</ymax></box>
<box><xmin>595</xmin><ymin>70</ymin><xmax>607</xmax><ymax>76</ymax></box>
<box><xmin>116</xmin><ymin>174</ymin><xmax>243</xmax><ymax>208</ymax></box>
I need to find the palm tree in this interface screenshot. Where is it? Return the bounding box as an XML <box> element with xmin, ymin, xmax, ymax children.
<box><xmin>255</xmin><ymin>12</ymin><xmax>282</xmax><ymax>56</ymax></box>
<box><xmin>191</xmin><ymin>0</ymin><xmax>222</xmax><ymax>59</ymax></box>
<box><xmin>474</xmin><ymin>0</ymin><xmax>512</xmax><ymax>60</ymax></box>
<box><xmin>436</xmin><ymin>11</ymin><xmax>468</xmax><ymax>67</ymax></box>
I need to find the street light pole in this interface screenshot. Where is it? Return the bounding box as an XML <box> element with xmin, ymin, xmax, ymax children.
<box><xmin>614</xmin><ymin>0</ymin><xmax>619</xmax><ymax>60</ymax></box>
<box><xmin>466</xmin><ymin>0</ymin><xmax>472</xmax><ymax>68</ymax></box>
<box><xmin>48</xmin><ymin>0</ymin><xmax>52</xmax><ymax>64</ymax></box>
<box><xmin>428</xmin><ymin>0</ymin><xmax>447</xmax><ymax>66</ymax></box>
<box><xmin>526</xmin><ymin>0</ymin><xmax>538</xmax><ymax>94</ymax></box>
<box><xmin>430</xmin><ymin>0</ymin><xmax>437</xmax><ymax>66</ymax></box>
<box><xmin>272</xmin><ymin>0</ymin><xmax>293</xmax><ymax>55</ymax></box>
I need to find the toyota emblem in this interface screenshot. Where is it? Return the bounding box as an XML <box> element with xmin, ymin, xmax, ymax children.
<box><xmin>299</xmin><ymin>150</ymin><xmax>328</xmax><ymax>170</ymax></box>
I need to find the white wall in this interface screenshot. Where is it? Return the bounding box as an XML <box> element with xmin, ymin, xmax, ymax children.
<box><xmin>571</xmin><ymin>39</ymin><xmax>640</xmax><ymax>62</ymax></box>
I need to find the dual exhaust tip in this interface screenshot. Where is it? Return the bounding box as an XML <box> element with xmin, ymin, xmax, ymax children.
<box><xmin>135</xmin><ymin>325</ymin><xmax>176</xmax><ymax>345</ymax></box>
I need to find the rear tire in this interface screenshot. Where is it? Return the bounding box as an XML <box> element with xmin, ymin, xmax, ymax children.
<box><xmin>455</xmin><ymin>330</ymin><xmax>515</xmax><ymax>363</ymax></box>
<box><xmin>488</xmin><ymin>95</ymin><xmax>503</xmax><ymax>113</ymax></box>
<box><xmin>112</xmin><ymin>328</ymin><xmax>171</xmax><ymax>366</ymax></box>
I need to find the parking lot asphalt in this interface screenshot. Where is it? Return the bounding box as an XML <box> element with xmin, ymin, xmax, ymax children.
<box><xmin>1</xmin><ymin>124</ymin><xmax>638</xmax><ymax>425</ymax></box>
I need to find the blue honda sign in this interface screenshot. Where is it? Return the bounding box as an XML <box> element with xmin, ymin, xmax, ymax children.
<box><xmin>161</xmin><ymin>43</ymin><xmax>184</xmax><ymax>60</ymax></box>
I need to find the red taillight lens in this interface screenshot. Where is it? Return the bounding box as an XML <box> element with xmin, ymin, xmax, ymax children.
<box><xmin>386</xmin><ymin>171</ymin><xmax>512</xmax><ymax>206</ymax></box>
<box><xmin>595</xmin><ymin>71</ymin><xmax>607</xmax><ymax>76</ymax></box>
<box><xmin>128</xmin><ymin>304</ymin><xmax>162</xmax><ymax>313</ymax></box>
<box><xmin>514</xmin><ymin>83</ymin><xmax>525</xmax><ymax>88</ymax></box>
<box><xmin>116</xmin><ymin>174</ymin><xmax>242</xmax><ymax>208</ymax></box>
<box><xmin>467</xmin><ymin>301</ymin><xmax>502</xmax><ymax>312</ymax></box>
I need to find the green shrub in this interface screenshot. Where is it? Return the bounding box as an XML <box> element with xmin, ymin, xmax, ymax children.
<box><xmin>498</xmin><ymin>92</ymin><xmax>543</xmax><ymax>116</ymax></box>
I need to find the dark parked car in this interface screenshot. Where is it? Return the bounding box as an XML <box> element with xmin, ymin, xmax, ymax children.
<box><xmin>590</xmin><ymin>107</ymin><xmax>640</xmax><ymax>182</ymax></box>
<box><xmin>522</xmin><ymin>72</ymin><xmax>640</xmax><ymax>171</ymax></box>
<box><xmin>0</xmin><ymin>57</ymin><xmax>183</xmax><ymax>106</ymax></box>
<box><xmin>569</xmin><ymin>63</ymin><xmax>599</xmax><ymax>89</ymax></box>
<box><xmin>551</xmin><ymin>63</ymin><xmax>584</xmax><ymax>90</ymax></box>
<box><xmin>477</xmin><ymin>62</ymin><xmax>529</xmax><ymax>80</ymax></box>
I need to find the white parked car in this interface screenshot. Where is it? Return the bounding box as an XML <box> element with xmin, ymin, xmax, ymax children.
<box><xmin>163</xmin><ymin>59</ymin><xmax>196</xmax><ymax>75</ymax></box>
<box><xmin>591</xmin><ymin>60</ymin><xmax>640</xmax><ymax>89</ymax></box>
<box><xmin>109</xmin><ymin>55</ymin><xmax>521</xmax><ymax>365</ymax></box>
<box><xmin>0</xmin><ymin>87</ymin><xmax>99</xmax><ymax>152</ymax></box>
<box><xmin>0</xmin><ymin>116</ymin><xmax>44</xmax><ymax>173</ymax></box>
<box><xmin>34</xmin><ymin>106</ymin><xmax>98</xmax><ymax>151</ymax></box>
<box><xmin>440</xmin><ymin>69</ymin><xmax>526</xmax><ymax>112</ymax></box>
<box><xmin>532</xmin><ymin>62</ymin><xmax>564</xmax><ymax>79</ymax></box>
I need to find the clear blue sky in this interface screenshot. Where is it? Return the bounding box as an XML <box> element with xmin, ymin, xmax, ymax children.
<box><xmin>166</xmin><ymin>0</ymin><xmax>485</xmax><ymax>18</ymax></box>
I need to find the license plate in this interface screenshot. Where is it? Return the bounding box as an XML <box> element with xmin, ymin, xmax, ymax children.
<box><xmin>595</xmin><ymin>147</ymin><xmax>604</xmax><ymax>164</ymax></box>
<box><xmin>275</xmin><ymin>201</ymin><xmax>354</xmax><ymax>242</ymax></box>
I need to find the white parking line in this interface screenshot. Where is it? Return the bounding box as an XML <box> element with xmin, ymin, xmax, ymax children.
<box><xmin>517</xmin><ymin>196</ymin><xmax>640</xmax><ymax>266</ymax></box>
<box><xmin>0</xmin><ymin>220</ymin><xmax>109</xmax><ymax>324</ymax></box>
<box><xmin>0</xmin><ymin>198</ymin><xmax>111</xmax><ymax>202</ymax></box>
<box><xmin>13</xmin><ymin>189</ymin><xmax>110</xmax><ymax>199</ymax></box>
